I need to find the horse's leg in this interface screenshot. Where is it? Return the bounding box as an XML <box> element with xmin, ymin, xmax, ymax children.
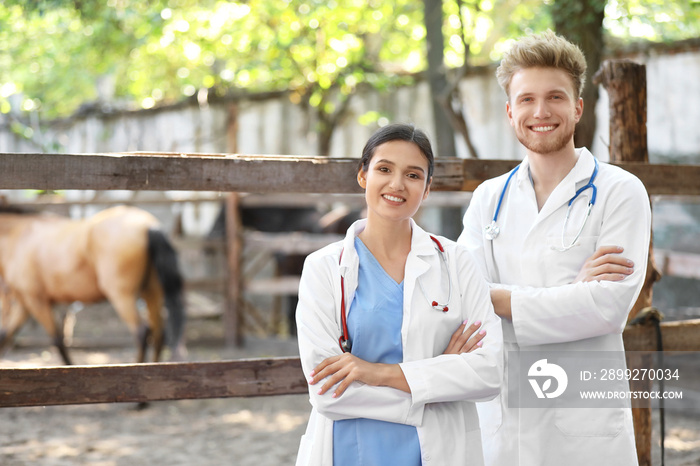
<box><xmin>104</xmin><ymin>291</ymin><xmax>149</xmax><ymax>363</ymax></box>
<box><xmin>61</xmin><ymin>303</ymin><xmax>82</xmax><ymax>347</ymax></box>
<box><xmin>0</xmin><ymin>299</ymin><xmax>30</xmax><ymax>357</ymax></box>
<box><xmin>137</xmin><ymin>323</ymin><xmax>150</xmax><ymax>363</ymax></box>
<box><xmin>19</xmin><ymin>294</ymin><xmax>72</xmax><ymax>365</ymax></box>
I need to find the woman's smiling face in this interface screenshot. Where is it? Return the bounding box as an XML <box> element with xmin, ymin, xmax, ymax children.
<box><xmin>357</xmin><ymin>139</ymin><xmax>431</xmax><ymax>224</ymax></box>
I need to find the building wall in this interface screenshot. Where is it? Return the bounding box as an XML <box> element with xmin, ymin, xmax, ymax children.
<box><xmin>1</xmin><ymin>46</ymin><xmax>698</xmax><ymax>163</ymax></box>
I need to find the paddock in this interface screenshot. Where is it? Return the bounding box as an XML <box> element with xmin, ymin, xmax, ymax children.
<box><xmin>2</xmin><ymin>61</ymin><xmax>700</xmax><ymax>466</ymax></box>
<box><xmin>2</xmin><ymin>299</ymin><xmax>699</xmax><ymax>465</ymax></box>
<box><xmin>0</xmin><ymin>301</ymin><xmax>307</xmax><ymax>465</ymax></box>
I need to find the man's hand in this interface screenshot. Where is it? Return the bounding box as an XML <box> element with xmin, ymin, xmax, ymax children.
<box><xmin>575</xmin><ymin>246</ymin><xmax>634</xmax><ymax>283</ymax></box>
<box><xmin>490</xmin><ymin>288</ymin><xmax>512</xmax><ymax>321</ymax></box>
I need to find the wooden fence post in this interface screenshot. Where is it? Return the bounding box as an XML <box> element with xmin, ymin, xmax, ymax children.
<box><xmin>224</xmin><ymin>102</ymin><xmax>244</xmax><ymax>347</ymax></box>
<box><xmin>224</xmin><ymin>193</ymin><xmax>244</xmax><ymax>347</ymax></box>
<box><xmin>594</xmin><ymin>59</ymin><xmax>662</xmax><ymax>466</ymax></box>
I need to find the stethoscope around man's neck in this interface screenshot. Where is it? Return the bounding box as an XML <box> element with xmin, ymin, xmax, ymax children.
<box><xmin>483</xmin><ymin>157</ymin><xmax>599</xmax><ymax>252</ymax></box>
<box><xmin>338</xmin><ymin>235</ymin><xmax>452</xmax><ymax>353</ymax></box>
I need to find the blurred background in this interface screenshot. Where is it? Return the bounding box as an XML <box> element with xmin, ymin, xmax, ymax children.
<box><xmin>0</xmin><ymin>0</ymin><xmax>698</xmax><ymax>336</ymax></box>
<box><xmin>0</xmin><ymin>0</ymin><xmax>700</xmax><ymax>318</ymax></box>
<box><xmin>0</xmin><ymin>2</ymin><xmax>699</xmax><ymax>465</ymax></box>
<box><xmin>0</xmin><ymin>0</ymin><xmax>700</xmax><ymax>333</ymax></box>
<box><xmin>1</xmin><ymin>0</ymin><xmax>698</xmax><ymax>327</ymax></box>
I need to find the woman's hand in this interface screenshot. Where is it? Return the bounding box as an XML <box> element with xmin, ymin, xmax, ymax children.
<box><xmin>309</xmin><ymin>353</ymin><xmax>409</xmax><ymax>398</ymax></box>
<box><xmin>443</xmin><ymin>320</ymin><xmax>486</xmax><ymax>354</ymax></box>
<box><xmin>574</xmin><ymin>245</ymin><xmax>634</xmax><ymax>283</ymax></box>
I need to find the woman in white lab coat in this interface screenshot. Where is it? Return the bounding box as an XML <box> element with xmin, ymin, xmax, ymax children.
<box><xmin>295</xmin><ymin>124</ymin><xmax>503</xmax><ymax>466</ymax></box>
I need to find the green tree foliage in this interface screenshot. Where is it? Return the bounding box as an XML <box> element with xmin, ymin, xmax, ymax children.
<box><xmin>1</xmin><ymin>0</ymin><xmax>698</xmax><ymax>138</ymax></box>
<box><xmin>2</xmin><ymin>2</ymin><xmax>424</xmax><ymax>119</ymax></box>
<box><xmin>604</xmin><ymin>0</ymin><xmax>700</xmax><ymax>43</ymax></box>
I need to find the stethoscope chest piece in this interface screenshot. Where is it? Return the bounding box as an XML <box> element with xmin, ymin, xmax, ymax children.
<box><xmin>339</xmin><ymin>336</ymin><xmax>352</xmax><ymax>353</ymax></box>
<box><xmin>483</xmin><ymin>221</ymin><xmax>500</xmax><ymax>241</ymax></box>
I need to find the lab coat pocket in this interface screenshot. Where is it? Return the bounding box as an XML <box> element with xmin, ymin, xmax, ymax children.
<box><xmin>554</xmin><ymin>407</ymin><xmax>624</xmax><ymax>437</ymax></box>
<box><xmin>475</xmin><ymin>394</ymin><xmax>503</xmax><ymax>434</ymax></box>
<box><xmin>543</xmin><ymin>236</ymin><xmax>598</xmax><ymax>285</ymax></box>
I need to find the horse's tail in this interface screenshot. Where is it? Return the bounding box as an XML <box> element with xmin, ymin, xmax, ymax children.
<box><xmin>147</xmin><ymin>228</ymin><xmax>186</xmax><ymax>358</ymax></box>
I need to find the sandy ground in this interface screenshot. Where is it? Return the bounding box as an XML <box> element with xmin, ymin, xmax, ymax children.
<box><xmin>1</xmin><ymin>345</ymin><xmax>309</xmax><ymax>466</ymax></box>
<box><xmin>1</xmin><ymin>303</ymin><xmax>699</xmax><ymax>466</ymax></box>
<box><xmin>0</xmin><ymin>301</ymin><xmax>310</xmax><ymax>466</ymax></box>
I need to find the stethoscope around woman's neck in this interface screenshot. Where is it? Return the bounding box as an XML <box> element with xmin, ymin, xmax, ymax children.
<box><xmin>483</xmin><ymin>157</ymin><xmax>599</xmax><ymax>252</ymax></box>
<box><xmin>338</xmin><ymin>235</ymin><xmax>452</xmax><ymax>353</ymax></box>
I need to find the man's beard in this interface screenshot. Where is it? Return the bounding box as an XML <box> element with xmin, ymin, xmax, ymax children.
<box><xmin>516</xmin><ymin>125</ymin><xmax>575</xmax><ymax>154</ymax></box>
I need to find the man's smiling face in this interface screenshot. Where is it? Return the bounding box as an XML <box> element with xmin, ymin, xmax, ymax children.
<box><xmin>506</xmin><ymin>66</ymin><xmax>583</xmax><ymax>157</ymax></box>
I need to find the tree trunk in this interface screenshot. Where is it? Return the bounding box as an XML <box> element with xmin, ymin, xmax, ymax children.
<box><xmin>423</xmin><ymin>0</ymin><xmax>462</xmax><ymax>239</ymax></box>
<box><xmin>316</xmin><ymin>94</ymin><xmax>352</xmax><ymax>156</ymax></box>
<box><xmin>594</xmin><ymin>59</ymin><xmax>662</xmax><ymax>466</ymax></box>
<box><xmin>551</xmin><ymin>0</ymin><xmax>605</xmax><ymax>149</ymax></box>
<box><xmin>437</xmin><ymin>0</ymin><xmax>479</xmax><ymax>159</ymax></box>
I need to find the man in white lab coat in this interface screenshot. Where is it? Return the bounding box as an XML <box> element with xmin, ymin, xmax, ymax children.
<box><xmin>458</xmin><ymin>31</ymin><xmax>650</xmax><ymax>465</ymax></box>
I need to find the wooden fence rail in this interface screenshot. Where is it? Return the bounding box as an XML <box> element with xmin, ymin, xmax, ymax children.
<box><xmin>623</xmin><ymin>318</ymin><xmax>700</xmax><ymax>352</ymax></box>
<box><xmin>0</xmin><ymin>357</ymin><xmax>307</xmax><ymax>408</ymax></box>
<box><xmin>2</xmin><ymin>152</ymin><xmax>700</xmax><ymax>195</ymax></box>
<box><xmin>0</xmin><ymin>317</ymin><xmax>698</xmax><ymax>408</ymax></box>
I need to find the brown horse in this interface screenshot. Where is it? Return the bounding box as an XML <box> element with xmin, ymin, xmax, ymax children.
<box><xmin>0</xmin><ymin>205</ymin><xmax>186</xmax><ymax>365</ymax></box>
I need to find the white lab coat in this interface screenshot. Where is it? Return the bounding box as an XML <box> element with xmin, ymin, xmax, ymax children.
<box><xmin>458</xmin><ymin>148</ymin><xmax>650</xmax><ymax>466</ymax></box>
<box><xmin>295</xmin><ymin>219</ymin><xmax>503</xmax><ymax>466</ymax></box>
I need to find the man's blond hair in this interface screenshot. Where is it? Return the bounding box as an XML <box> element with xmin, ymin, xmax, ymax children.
<box><xmin>496</xmin><ymin>30</ymin><xmax>587</xmax><ymax>100</ymax></box>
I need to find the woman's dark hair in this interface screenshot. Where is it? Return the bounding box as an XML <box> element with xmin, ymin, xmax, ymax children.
<box><xmin>358</xmin><ymin>123</ymin><xmax>434</xmax><ymax>180</ymax></box>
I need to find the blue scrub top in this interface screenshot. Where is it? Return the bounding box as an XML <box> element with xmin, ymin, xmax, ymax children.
<box><xmin>333</xmin><ymin>237</ymin><xmax>421</xmax><ymax>466</ymax></box>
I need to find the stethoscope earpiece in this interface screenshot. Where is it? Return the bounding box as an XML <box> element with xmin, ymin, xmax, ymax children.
<box><xmin>432</xmin><ymin>301</ymin><xmax>449</xmax><ymax>312</ymax></box>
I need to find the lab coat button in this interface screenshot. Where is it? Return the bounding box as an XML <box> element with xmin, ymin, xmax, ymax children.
<box><xmin>423</xmin><ymin>454</ymin><xmax>431</xmax><ymax>462</ymax></box>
